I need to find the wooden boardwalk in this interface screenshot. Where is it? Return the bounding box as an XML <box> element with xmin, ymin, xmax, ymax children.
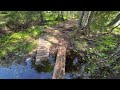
<box><xmin>52</xmin><ymin>46</ymin><xmax>66</xmax><ymax>79</ymax></box>
<box><xmin>35</xmin><ymin>19</ymin><xmax>77</xmax><ymax>79</ymax></box>
<box><xmin>35</xmin><ymin>38</ymin><xmax>52</xmax><ymax>65</ymax></box>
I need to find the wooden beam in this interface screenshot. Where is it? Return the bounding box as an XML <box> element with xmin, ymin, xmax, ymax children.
<box><xmin>52</xmin><ymin>46</ymin><xmax>66</xmax><ymax>79</ymax></box>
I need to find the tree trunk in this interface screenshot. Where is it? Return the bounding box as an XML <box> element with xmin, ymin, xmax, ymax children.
<box><xmin>40</xmin><ymin>11</ymin><xmax>44</xmax><ymax>22</ymax></box>
<box><xmin>52</xmin><ymin>39</ymin><xmax>67</xmax><ymax>79</ymax></box>
<box><xmin>82</xmin><ymin>11</ymin><xmax>91</xmax><ymax>28</ymax></box>
<box><xmin>52</xmin><ymin>46</ymin><xmax>66</xmax><ymax>79</ymax></box>
<box><xmin>85</xmin><ymin>11</ymin><xmax>94</xmax><ymax>37</ymax></box>
<box><xmin>60</xmin><ymin>11</ymin><xmax>64</xmax><ymax>21</ymax></box>
<box><xmin>106</xmin><ymin>23</ymin><xmax>120</xmax><ymax>34</ymax></box>
<box><xmin>78</xmin><ymin>11</ymin><xmax>84</xmax><ymax>29</ymax></box>
<box><xmin>107</xmin><ymin>13</ymin><xmax>120</xmax><ymax>27</ymax></box>
<box><xmin>56</xmin><ymin>11</ymin><xmax>64</xmax><ymax>21</ymax></box>
<box><xmin>78</xmin><ymin>11</ymin><xmax>93</xmax><ymax>37</ymax></box>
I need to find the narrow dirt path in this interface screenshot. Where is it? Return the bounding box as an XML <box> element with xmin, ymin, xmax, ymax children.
<box><xmin>36</xmin><ymin>19</ymin><xmax>77</xmax><ymax>63</ymax></box>
<box><xmin>35</xmin><ymin>19</ymin><xmax>78</xmax><ymax>78</ymax></box>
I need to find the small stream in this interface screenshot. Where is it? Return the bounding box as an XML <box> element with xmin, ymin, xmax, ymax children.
<box><xmin>0</xmin><ymin>49</ymin><xmax>90</xmax><ymax>79</ymax></box>
<box><xmin>0</xmin><ymin>58</ymin><xmax>54</xmax><ymax>79</ymax></box>
<box><xmin>65</xmin><ymin>49</ymin><xmax>91</xmax><ymax>79</ymax></box>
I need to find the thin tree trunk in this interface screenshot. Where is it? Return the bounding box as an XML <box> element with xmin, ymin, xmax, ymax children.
<box><xmin>60</xmin><ymin>11</ymin><xmax>64</xmax><ymax>21</ymax></box>
<box><xmin>78</xmin><ymin>11</ymin><xmax>84</xmax><ymax>29</ymax></box>
<box><xmin>105</xmin><ymin>23</ymin><xmax>120</xmax><ymax>34</ymax></box>
<box><xmin>82</xmin><ymin>11</ymin><xmax>90</xmax><ymax>27</ymax></box>
<box><xmin>85</xmin><ymin>11</ymin><xmax>94</xmax><ymax>37</ymax></box>
<box><xmin>52</xmin><ymin>46</ymin><xmax>66</xmax><ymax>79</ymax></box>
<box><xmin>107</xmin><ymin>13</ymin><xmax>120</xmax><ymax>27</ymax></box>
<box><xmin>52</xmin><ymin>39</ymin><xmax>67</xmax><ymax>79</ymax></box>
<box><xmin>78</xmin><ymin>11</ymin><xmax>93</xmax><ymax>37</ymax></box>
<box><xmin>40</xmin><ymin>11</ymin><xmax>44</xmax><ymax>22</ymax></box>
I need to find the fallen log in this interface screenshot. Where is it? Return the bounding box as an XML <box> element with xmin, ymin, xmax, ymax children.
<box><xmin>52</xmin><ymin>46</ymin><xmax>66</xmax><ymax>79</ymax></box>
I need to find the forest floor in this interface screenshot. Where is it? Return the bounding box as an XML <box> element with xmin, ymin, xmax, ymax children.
<box><xmin>42</xmin><ymin>19</ymin><xmax>78</xmax><ymax>56</ymax></box>
<box><xmin>35</xmin><ymin>18</ymin><xmax>100</xmax><ymax>78</ymax></box>
<box><xmin>40</xmin><ymin>18</ymin><xmax>120</xmax><ymax>79</ymax></box>
<box><xmin>0</xmin><ymin>18</ymin><xmax>120</xmax><ymax>79</ymax></box>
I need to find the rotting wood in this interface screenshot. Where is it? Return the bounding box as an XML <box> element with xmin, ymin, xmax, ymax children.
<box><xmin>35</xmin><ymin>38</ymin><xmax>51</xmax><ymax>65</ymax></box>
<box><xmin>52</xmin><ymin>46</ymin><xmax>66</xmax><ymax>79</ymax></box>
<box><xmin>52</xmin><ymin>39</ymin><xmax>67</xmax><ymax>79</ymax></box>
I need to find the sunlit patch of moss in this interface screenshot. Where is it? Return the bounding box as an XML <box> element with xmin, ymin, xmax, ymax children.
<box><xmin>6</xmin><ymin>46</ymin><xmax>16</xmax><ymax>52</ymax></box>
<box><xmin>9</xmin><ymin>33</ymin><xmax>22</xmax><ymax>40</ymax></box>
<box><xmin>26</xmin><ymin>42</ymin><xmax>37</xmax><ymax>52</ymax></box>
<box><xmin>63</xmin><ymin>16</ymin><xmax>67</xmax><ymax>20</ymax></box>
<box><xmin>0</xmin><ymin>25</ymin><xmax>43</xmax><ymax>60</ymax></box>
<box><xmin>74</xmin><ymin>40</ymin><xmax>88</xmax><ymax>51</ymax></box>
<box><xmin>28</xmin><ymin>26</ymin><xmax>44</xmax><ymax>38</ymax></box>
<box><xmin>113</xmin><ymin>27</ymin><xmax>120</xmax><ymax>35</ymax></box>
<box><xmin>0</xmin><ymin>50</ymin><xmax>7</xmax><ymax>59</ymax></box>
<box><xmin>19</xmin><ymin>32</ymin><xmax>30</xmax><ymax>39</ymax></box>
<box><xmin>95</xmin><ymin>35</ymin><xmax>117</xmax><ymax>52</ymax></box>
<box><xmin>47</xmin><ymin>21</ymin><xmax>59</xmax><ymax>26</ymax></box>
<box><xmin>43</xmin><ymin>25</ymin><xmax>49</xmax><ymax>28</ymax></box>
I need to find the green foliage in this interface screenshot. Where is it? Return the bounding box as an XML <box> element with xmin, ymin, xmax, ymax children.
<box><xmin>113</xmin><ymin>27</ymin><xmax>120</xmax><ymax>35</ymax></box>
<box><xmin>91</xmin><ymin>11</ymin><xmax>119</xmax><ymax>33</ymax></box>
<box><xmin>0</xmin><ymin>26</ymin><xmax>43</xmax><ymax>59</ymax></box>
<box><xmin>95</xmin><ymin>35</ymin><xmax>117</xmax><ymax>52</ymax></box>
<box><xmin>32</xmin><ymin>60</ymin><xmax>53</xmax><ymax>73</ymax></box>
<box><xmin>46</xmin><ymin>21</ymin><xmax>59</xmax><ymax>26</ymax></box>
<box><xmin>28</xmin><ymin>26</ymin><xmax>44</xmax><ymax>38</ymax></box>
<box><xmin>0</xmin><ymin>11</ymin><xmax>78</xmax><ymax>60</ymax></box>
<box><xmin>83</xmin><ymin>34</ymin><xmax>120</xmax><ymax>78</ymax></box>
<box><xmin>74</xmin><ymin>40</ymin><xmax>88</xmax><ymax>51</ymax></box>
<box><xmin>0</xmin><ymin>11</ymin><xmax>119</xmax><ymax>78</ymax></box>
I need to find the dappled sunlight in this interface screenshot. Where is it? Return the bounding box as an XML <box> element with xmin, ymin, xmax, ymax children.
<box><xmin>10</xmin><ymin>33</ymin><xmax>22</xmax><ymax>39</ymax></box>
<box><xmin>74</xmin><ymin>41</ymin><xmax>88</xmax><ymax>51</ymax></box>
<box><xmin>53</xmin><ymin>30</ymin><xmax>61</xmax><ymax>35</ymax></box>
<box><xmin>112</xmin><ymin>27</ymin><xmax>120</xmax><ymax>35</ymax></box>
<box><xmin>43</xmin><ymin>35</ymin><xmax>59</xmax><ymax>44</ymax></box>
<box><xmin>39</xmin><ymin>38</ymin><xmax>52</xmax><ymax>47</ymax></box>
<box><xmin>0</xmin><ymin>26</ymin><xmax>43</xmax><ymax>60</ymax></box>
<box><xmin>0</xmin><ymin>11</ymin><xmax>120</xmax><ymax>79</ymax></box>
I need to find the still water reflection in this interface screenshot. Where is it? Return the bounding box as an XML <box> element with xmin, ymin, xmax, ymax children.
<box><xmin>0</xmin><ymin>49</ymin><xmax>87</xmax><ymax>79</ymax></box>
<box><xmin>0</xmin><ymin>58</ymin><xmax>53</xmax><ymax>79</ymax></box>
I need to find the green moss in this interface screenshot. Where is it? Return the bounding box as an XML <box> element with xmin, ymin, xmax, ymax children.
<box><xmin>25</xmin><ymin>42</ymin><xmax>37</xmax><ymax>52</ymax></box>
<box><xmin>95</xmin><ymin>35</ymin><xmax>117</xmax><ymax>52</ymax></box>
<box><xmin>33</xmin><ymin>61</ymin><xmax>53</xmax><ymax>73</ymax></box>
<box><xmin>74</xmin><ymin>40</ymin><xmax>88</xmax><ymax>51</ymax></box>
<box><xmin>46</xmin><ymin>21</ymin><xmax>59</xmax><ymax>27</ymax></box>
<box><xmin>0</xmin><ymin>26</ymin><xmax>43</xmax><ymax>60</ymax></box>
<box><xmin>113</xmin><ymin>27</ymin><xmax>120</xmax><ymax>35</ymax></box>
<box><xmin>0</xmin><ymin>50</ymin><xmax>7</xmax><ymax>59</ymax></box>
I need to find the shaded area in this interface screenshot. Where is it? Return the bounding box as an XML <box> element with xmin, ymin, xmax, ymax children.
<box><xmin>0</xmin><ymin>26</ymin><xmax>44</xmax><ymax>61</ymax></box>
<box><xmin>65</xmin><ymin>48</ymin><xmax>90</xmax><ymax>79</ymax></box>
<box><xmin>0</xmin><ymin>56</ymin><xmax>54</xmax><ymax>79</ymax></box>
<box><xmin>0</xmin><ymin>11</ymin><xmax>120</xmax><ymax>79</ymax></box>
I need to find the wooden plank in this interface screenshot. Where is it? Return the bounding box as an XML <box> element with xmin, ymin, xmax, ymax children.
<box><xmin>35</xmin><ymin>38</ymin><xmax>51</xmax><ymax>65</ymax></box>
<box><xmin>52</xmin><ymin>46</ymin><xmax>66</xmax><ymax>79</ymax></box>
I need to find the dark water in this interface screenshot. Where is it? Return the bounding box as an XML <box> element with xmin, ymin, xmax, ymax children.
<box><xmin>0</xmin><ymin>49</ymin><xmax>90</xmax><ymax>79</ymax></box>
<box><xmin>0</xmin><ymin>58</ymin><xmax>53</xmax><ymax>79</ymax></box>
<box><xmin>65</xmin><ymin>49</ymin><xmax>90</xmax><ymax>79</ymax></box>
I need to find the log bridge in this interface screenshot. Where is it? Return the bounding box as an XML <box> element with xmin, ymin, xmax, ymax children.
<box><xmin>35</xmin><ymin>37</ymin><xmax>67</xmax><ymax>79</ymax></box>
